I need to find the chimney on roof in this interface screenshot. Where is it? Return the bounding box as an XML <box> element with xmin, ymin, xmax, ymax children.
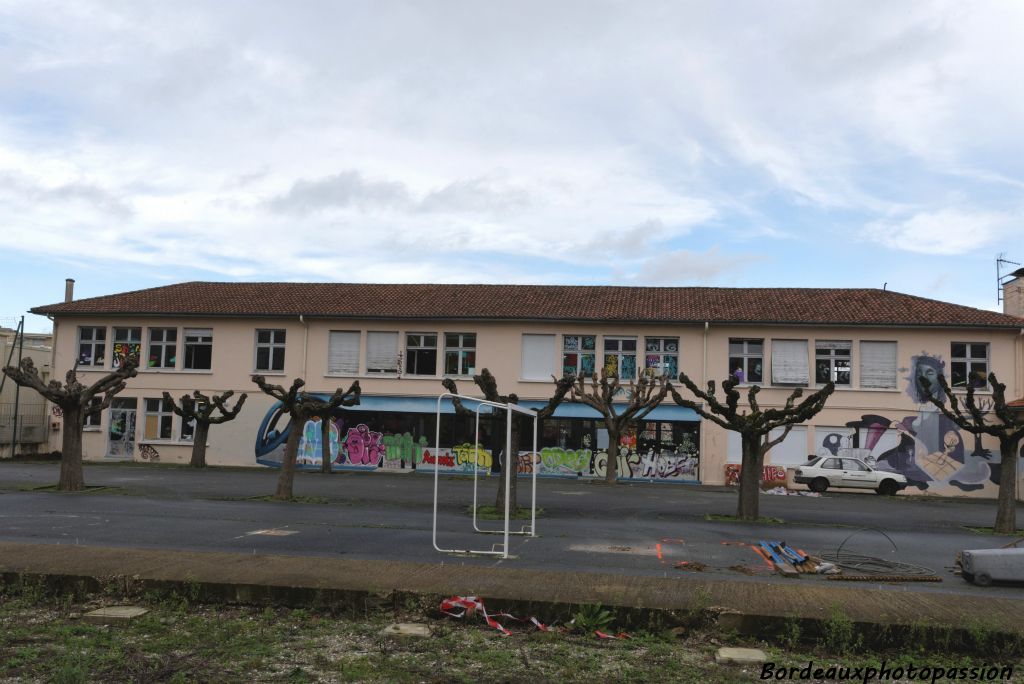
<box><xmin>64</xmin><ymin>278</ymin><xmax>75</xmax><ymax>303</ymax></box>
<box><xmin>1004</xmin><ymin>268</ymin><xmax>1024</xmax><ymax>319</ymax></box>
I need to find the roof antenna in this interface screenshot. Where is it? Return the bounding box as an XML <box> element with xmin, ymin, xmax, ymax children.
<box><xmin>883</xmin><ymin>282</ymin><xmax>887</xmax><ymax>291</ymax></box>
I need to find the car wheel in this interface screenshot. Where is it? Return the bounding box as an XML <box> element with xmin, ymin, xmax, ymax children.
<box><xmin>876</xmin><ymin>480</ymin><xmax>898</xmax><ymax>496</ymax></box>
<box><xmin>973</xmin><ymin>572</ymin><xmax>992</xmax><ymax>587</ymax></box>
<box><xmin>810</xmin><ymin>477</ymin><xmax>828</xmax><ymax>493</ymax></box>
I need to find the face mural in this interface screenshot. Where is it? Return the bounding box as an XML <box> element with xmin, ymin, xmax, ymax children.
<box><xmin>844</xmin><ymin>353</ymin><xmax>1008</xmax><ymax>496</ymax></box>
<box><xmin>254</xmin><ymin>400</ymin><xmax>701</xmax><ymax>482</ymax></box>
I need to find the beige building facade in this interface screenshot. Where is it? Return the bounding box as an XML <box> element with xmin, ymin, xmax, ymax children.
<box><xmin>30</xmin><ymin>280</ymin><xmax>1024</xmax><ymax>498</ymax></box>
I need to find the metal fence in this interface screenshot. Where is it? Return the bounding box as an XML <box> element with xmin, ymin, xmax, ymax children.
<box><xmin>0</xmin><ymin>402</ymin><xmax>48</xmax><ymax>444</ymax></box>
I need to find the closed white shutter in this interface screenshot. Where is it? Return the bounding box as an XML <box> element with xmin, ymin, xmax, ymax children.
<box><xmin>366</xmin><ymin>331</ymin><xmax>399</xmax><ymax>372</ymax></box>
<box><xmin>328</xmin><ymin>331</ymin><xmax>360</xmax><ymax>375</ymax></box>
<box><xmin>860</xmin><ymin>341</ymin><xmax>897</xmax><ymax>389</ymax></box>
<box><xmin>771</xmin><ymin>339</ymin><xmax>808</xmax><ymax>385</ymax></box>
<box><xmin>766</xmin><ymin>426</ymin><xmax>809</xmax><ymax>465</ymax></box>
<box><xmin>521</xmin><ymin>334</ymin><xmax>555</xmax><ymax>380</ymax></box>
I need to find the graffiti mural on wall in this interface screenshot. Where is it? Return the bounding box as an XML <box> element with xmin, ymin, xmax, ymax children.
<box><xmin>254</xmin><ymin>404</ymin><xmax>700</xmax><ymax>482</ymax></box>
<box><xmin>842</xmin><ymin>352</ymin><xmax>1011</xmax><ymax>496</ymax></box>
<box><xmin>724</xmin><ymin>464</ymin><xmax>787</xmax><ymax>487</ymax></box>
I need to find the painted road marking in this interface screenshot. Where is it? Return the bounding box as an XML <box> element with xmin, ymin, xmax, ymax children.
<box><xmin>568</xmin><ymin>544</ymin><xmax>656</xmax><ymax>556</ymax></box>
<box><xmin>246</xmin><ymin>528</ymin><xmax>298</xmax><ymax>537</ymax></box>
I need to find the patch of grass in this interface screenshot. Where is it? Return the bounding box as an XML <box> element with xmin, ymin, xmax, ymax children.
<box><xmin>243</xmin><ymin>494</ymin><xmax>332</xmax><ymax>505</ymax></box>
<box><xmin>703</xmin><ymin>513</ymin><xmax>785</xmax><ymax>524</ymax></box>
<box><xmin>16</xmin><ymin>484</ymin><xmax>118</xmax><ymax>494</ymax></box>
<box><xmin>467</xmin><ymin>505</ymin><xmax>544</xmax><ymax>520</ymax></box>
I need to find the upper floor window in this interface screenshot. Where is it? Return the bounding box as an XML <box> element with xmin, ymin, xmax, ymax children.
<box><xmin>405</xmin><ymin>333</ymin><xmax>437</xmax><ymax>375</ymax></box>
<box><xmin>728</xmin><ymin>338</ymin><xmax>763</xmax><ymax>384</ymax></box>
<box><xmin>860</xmin><ymin>341</ymin><xmax>897</xmax><ymax>389</ymax></box>
<box><xmin>328</xmin><ymin>331</ymin><xmax>360</xmax><ymax>375</ymax></box>
<box><xmin>147</xmin><ymin>328</ymin><xmax>177</xmax><ymax>369</ymax></box>
<box><xmin>366</xmin><ymin>331</ymin><xmax>399</xmax><ymax>374</ymax></box>
<box><xmin>143</xmin><ymin>397</ymin><xmax>174</xmax><ymax>440</ymax></box>
<box><xmin>604</xmin><ymin>337</ymin><xmax>637</xmax><ymax>379</ymax></box>
<box><xmin>815</xmin><ymin>340</ymin><xmax>851</xmax><ymax>386</ymax></box>
<box><xmin>112</xmin><ymin>327</ymin><xmax>142</xmax><ymax>369</ymax></box>
<box><xmin>255</xmin><ymin>329</ymin><xmax>286</xmax><ymax>372</ymax></box>
<box><xmin>644</xmin><ymin>337</ymin><xmax>678</xmax><ymax>378</ymax></box>
<box><xmin>77</xmin><ymin>327</ymin><xmax>106</xmax><ymax>367</ymax></box>
<box><xmin>951</xmin><ymin>343</ymin><xmax>989</xmax><ymax>390</ymax></box>
<box><xmin>771</xmin><ymin>339</ymin><xmax>809</xmax><ymax>386</ymax></box>
<box><xmin>444</xmin><ymin>333</ymin><xmax>476</xmax><ymax>376</ymax></box>
<box><xmin>562</xmin><ymin>335</ymin><xmax>596</xmax><ymax>378</ymax></box>
<box><xmin>183</xmin><ymin>328</ymin><xmax>213</xmax><ymax>370</ymax></box>
<box><xmin>522</xmin><ymin>334</ymin><xmax>556</xmax><ymax>381</ymax></box>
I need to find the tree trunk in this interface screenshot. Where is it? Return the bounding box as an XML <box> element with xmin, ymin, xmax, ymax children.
<box><xmin>320</xmin><ymin>416</ymin><xmax>332</xmax><ymax>474</ymax></box>
<box><xmin>275</xmin><ymin>414</ymin><xmax>303</xmax><ymax>501</ymax></box>
<box><xmin>737</xmin><ymin>433</ymin><xmax>765</xmax><ymax>521</ymax></box>
<box><xmin>495</xmin><ymin>412</ymin><xmax>521</xmax><ymax>514</ymax></box>
<box><xmin>994</xmin><ymin>437</ymin><xmax>1018</xmax><ymax>534</ymax></box>
<box><xmin>58</xmin><ymin>404</ymin><xmax>85</xmax><ymax>492</ymax></box>
<box><xmin>189</xmin><ymin>422</ymin><xmax>210</xmax><ymax>468</ymax></box>
<box><xmin>604</xmin><ymin>426</ymin><xmax>620</xmax><ymax>484</ymax></box>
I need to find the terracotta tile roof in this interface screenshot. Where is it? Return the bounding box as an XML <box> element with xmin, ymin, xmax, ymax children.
<box><xmin>29</xmin><ymin>282</ymin><xmax>1024</xmax><ymax>328</ymax></box>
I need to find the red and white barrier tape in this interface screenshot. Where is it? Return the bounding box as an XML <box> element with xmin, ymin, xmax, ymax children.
<box><xmin>440</xmin><ymin>596</ymin><xmax>549</xmax><ymax>637</ymax></box>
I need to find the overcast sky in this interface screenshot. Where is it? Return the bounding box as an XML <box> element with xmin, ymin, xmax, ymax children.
<box><xmin>2</xmin><ymin>1</ymin><xmax>1023</xmax><ymax>332</ymax></box>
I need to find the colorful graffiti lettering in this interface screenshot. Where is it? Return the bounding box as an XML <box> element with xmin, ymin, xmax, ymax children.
<box><xmin>453</xmin><ymin>443</ymin><xmax>492</xmax><ymax>469</ymax></box>
<box><xmin>343</xmin><ymin>424</ymin><xmax>385</xmax><ymax>466</ymax></box>
<box><xmin>381</xmin><ymin>432</ymin><xmax>429</xmax><ymax>465</ymax></box>
<box><xmin>420</xmin><ymin>449</ymin><xmax>456</xmax><ymax>468</ymax></box>
<box><xmin>539</xmin><ymin>447</ymin><xmax>592</xmax><ymax>475</ymax></box>
<box><xmin>724</xmin><ymin>464</ymin><xmax>787</xmax><ymax>487</ymax></box>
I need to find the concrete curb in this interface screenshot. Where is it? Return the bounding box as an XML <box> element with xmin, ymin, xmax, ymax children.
<box><xmin>2</xmin><ymin>542</ymin><xmax>1024</xmax><ymax>641</ymax></box>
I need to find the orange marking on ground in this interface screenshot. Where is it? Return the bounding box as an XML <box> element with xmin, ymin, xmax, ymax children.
<box><xmin>750</xmin><ymin>546</ymin><xmax>775</xmax><ymax>569</ymax></box>
<box><xmin>656</xmin><ymin>543</ymin><xmax>663</xmax><ymax>561</ymax></box>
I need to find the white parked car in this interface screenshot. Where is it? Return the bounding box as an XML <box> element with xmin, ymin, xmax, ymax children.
<box><xmin>793</xmin><ymin>456</ymin><xmax>908</xmax><ymax>495</ymax></box>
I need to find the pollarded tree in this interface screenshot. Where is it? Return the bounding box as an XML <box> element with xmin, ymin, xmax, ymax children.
<box><xmin>568</xmin><ymin>369</ymin><xmax>671</xmax><ymax>484</ymax></box>
<box><xmin>669</xmin><ymin>372</ymin><xmax>834</xmax><ymax>521</ymax></box>
<box><xmin>918</xmin><ymin>372</ymin><xmax>1024</xmax><ymax>534</ymax></box>
<box><xmin>252</xmin><ymin>375</ymin><xmax>360</xmax><ymax>500</ymax></box>
<box><xmin>2</xmin><ymin>358</ymin><xmax>138</xmax><ymax>491</ymax></box>
<box><xmin>162</xmin><ymin>390</ymin><xmax>247</xmax><ymax>468</ymax></box>
<box><xmin>442</xmin><ymin>369</ymin><xmax>574</xmax><ymax>513</ymax></box>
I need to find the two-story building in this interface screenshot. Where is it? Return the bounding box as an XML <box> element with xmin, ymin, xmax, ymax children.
<box><xmin>28</xmin><ymin>276</ymin><xmax>1024</xmax><ymax>497</ymax></box>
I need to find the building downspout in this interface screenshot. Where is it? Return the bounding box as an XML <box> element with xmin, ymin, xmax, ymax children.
<box><xmin>700</xmin><ymin>321</ymin><xmax>709</xmax><ymax>484</ymax></box>
<box><xmin>299</xmin><ymin>315</ymin><xmax>309</xmax><ymax>381</ymax></box>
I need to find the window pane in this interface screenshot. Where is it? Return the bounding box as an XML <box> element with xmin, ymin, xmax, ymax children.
<box><xmin>445</xmin><ymin>351</ymin><xmax>459</xmax><ymax>375</ymax></box>
<box><xmin>463</xmin><ymin>334</ymin><xmax>475</xmax><ymax>347</ymax></box>
<box><xmin>729</xmin><ymin>357</ymin><xmax>744</xmax><ymax>378</ymax></box>
<box><xmin>146</xmin><ymin>399</ymin><xmax>161</xmax><ymax>411</ymax></box>
<box><xmin>257</xmin><ymin>330</ymin><xmax>271</xmax><ymax>344</ymax></box>
<box><xmin>970</xmin><ymin>344</ymin><xmax>987</xmax><ymax>359</ymax></box>
<box><xmin>951</xmin><ymin>361</ymin><xmax>967</xmax><ymax>387</ymax></box>
<box><xmin>604</xmin><ymin>338</ymin><xmax>618</xmax><ymax>352</ymax></box>
<box><xmin>580</xmin><ymin>354</ymin><xmax>595</xmax><ymax>376</ymax></box>
<box><xmin>815</xmin><ymin>360</ymin><xmax>831</xmax><ymax>384</ymax></box>
<box><xmin>445</xmin><ymin>333</ymin><xmax>459</xmax><ymax>347</ymax></box>
<box><xmin>272</xmin><ymin>347</ymin><xmax>285</xmax><ymax>371</ymax></box>
<box><xmin>423</xmin><ymin>335</ymin><xmax>436</xmax><ymax>347</ymax></box>
<box><xmin>160</xmin><ymin>415</ymin><xmax>172</xmax><ymax>440</ymax></box>
<box><xmin>748</xmin><ymin>360</ymin><xmax>763</xmax><ymax>383</ymax></box>
<box><xmin>407</xmin><ymin>334</ymin><xmax>420</xmax><ymax>347</ymax></box>
<box><xmin>729</xmin><ymin>341</ymin><xmax>743</xmax><ymax>355</ymax></box>
<box><xmin>951</xmin><ymin>343</ymin><xmax>967</xmax><ymax>358</ymax></box>
<box><xmin>274</xmin><ymin>330</ymin><xmax>286</xmax><ymax>344</ymax></box>
<box><xmin>564</xmin><ymin>336</ymin><xmax>580</xmax><ymax>350</ymax></box>
<box><xmin>463</xmin><ymin>351</ymin><xmax>475</xmax><ymax>374</ymax></box>
<box><xmin>646</xmin><ymin>339</ymin><xmax>661</xmax><ymax>352</ymax></box>
<box><xmin>256</xmin><ymin>347</ymin><xmax>270</xmax><ymax>370</ymax></box>
<box><xmin>582</xmin><ymin>336</ymin><xmax>595</xmax><ymax>350</ymax></box>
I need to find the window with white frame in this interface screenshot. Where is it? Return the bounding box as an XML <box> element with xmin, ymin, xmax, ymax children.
<box><xmin>181</xmin><ymin>416</ymin><xmax>196</xmax><ymax>442</ymax></box>
<box><xmin>644</xmin><ymin>337</ymin><xmax>678</xmax><ymax>378</ymax></box>
<box><xmin>77</xmin><ymin>327</ymin><xmax>106</xmax><ymax>367</ymax></box>
<box><xmin>728</xmin><ymin>338</ymin><xmax>763</xmax><ymax>384</ymax></box>
<box><xmin>562</xmin><ymin>335</ymin><xmax>596</xmax><ymax>378</ymax></box>
<box><xmin>951</xmin><ymin>343</ymin><xmax>989</xmax><ymax>390</ymax></box>
<box><xmin>84</xmin><ymin>396</ymin><xmax>103</xmax><ymax>428</ymax></box>
<box><xmin>112</xmin><ymin>327</ymin><xmax>142</xmax><ymax>369</ymax></box>
<box><xmin>603</xmin><ymin>337</ymin><xmax>637</xmax><ymax>378</ymax></box>
<box><xmin>366</xmin><ymin>331</ymin><xmax>399</xmax><ymax>373</ymax></box>
<box><xmin>183</xmin><ymin>328</ymin><xmax>213</xmax><ymax>370</ymax></box>
<box><xmin>405</xmin><ymin>334</ymin><xmax>437</xmax><ymax>375</ymax></box>
<box><xmin>815</xmin><ymin>340</ymin><xmax>852</xmax><ymax>386</ymax></box>
<box><xmin>771</xmin><ymin>339</ymin><xmax>809</xmax><ymax>386</ymax></box>
<box><xmin>444</xmin><ymin>333</ymin><xmax>476</xmax><ymax>376</ymax></box>
<box><xmin>143</xmin><ymin>397</ymin><xmax>174</xmax><ymax>440</ymax></box>
<box><xmin>859</xmin><ymin>341</ymin><xmax>897</xmax><ymax>389</ymax></box>
<box><xmin>522</xmin><ymin>334</ymin><xmax>556</xmax><ymax>380</ymax></box>
<box><xmin>147</xmin><ymin>328</ymin><xmax>177</xmax><ymax>369</ymax></box>
<box><xmin>254</xmin><ymin>329</ymin><xmax>286</xmax><ymax>372</ymax></box>
<box><xmin>327</xmin><ymin>331</ymin><xmax>360</xmax><ymax>375</ymax></box>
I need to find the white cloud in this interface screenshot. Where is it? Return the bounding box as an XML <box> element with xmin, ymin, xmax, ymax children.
<box><xmin>861</xmin><ymin>209</ymin><xmax>1013</xmax><ymax>256</ymax></box>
